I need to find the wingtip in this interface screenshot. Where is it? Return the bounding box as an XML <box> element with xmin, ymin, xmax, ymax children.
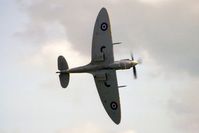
<box><xmin>100</xmin><ymin>7</ymin><xmax>108</xmax><ymax>13</ymax></box>
<box><xmin>113</xmin><ymin>117</ymin><xmax>121</xmax><ymax>125</ymax></box>
<box><xmin>101</xmin><ymin>7</ymin><xmax>107</xmax><ymax>10</ymax></box>
<box><xmin>110</xmin><ymin>112</ymin><xmax>121</xmax><ymax>125</ymax></box>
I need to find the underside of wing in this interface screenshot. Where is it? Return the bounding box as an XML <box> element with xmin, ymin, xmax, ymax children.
<box><xmin>91</xmin><ymin>8</ymin><xmax>114</xmax><ymax>65</ymax></box>
<box><xmin>93</xmin><ymin>70</ymin><xmax>121</xmax><ymax>124</ymax></box>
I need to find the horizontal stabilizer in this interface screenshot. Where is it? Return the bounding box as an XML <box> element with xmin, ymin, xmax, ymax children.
<box><xmin>57</xmin><ymin>55</ymin><xmax>70</xmax><ymax>88</ymax></box>
<box><xmin>58</xmin><ymin>56</ymin><xmax>68</xmax><ymax>70</ymax></box>
<box><xmin>59</xmin><ymin>73</ymin><xmax>69</xmax><ymax>88</ymax></box>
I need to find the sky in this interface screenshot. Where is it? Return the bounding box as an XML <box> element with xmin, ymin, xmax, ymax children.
<box><xmin>0</xmin><ymin>0</ymin><xmax>199</xmax><ymax>133</ymax></box>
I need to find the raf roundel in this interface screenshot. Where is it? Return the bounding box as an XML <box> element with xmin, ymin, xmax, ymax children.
<box><xmin>101</xmin><ymin>22</ymin><xmax>108</xmax><ymax>31</ymax></box>
<box><xmin>110</xmin><ymin>101</ymin><xmax>118</xmax><ymax>110</ymax></box>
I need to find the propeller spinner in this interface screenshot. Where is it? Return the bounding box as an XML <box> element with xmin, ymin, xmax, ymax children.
<box><xmin>131</xmin><ymin>53</ymin><xmax>141</xmax><ymax>79</ymax></box>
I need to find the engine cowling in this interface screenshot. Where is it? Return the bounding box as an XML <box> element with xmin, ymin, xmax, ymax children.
<box><xmin>108</xmin><ymin>60</ymin><xmax>132</xmax><ymax>70</ymax></box>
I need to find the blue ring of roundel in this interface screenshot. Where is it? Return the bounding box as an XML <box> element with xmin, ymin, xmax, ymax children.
<box><xmin>101</xmin><ymin>22</ymin><xmax>108</xmax><ymax>31</ymax></box>
<box><xmin>110</xmin><ymin>101</ymin><xmax>118</xmax><ymax>110</ymax></box>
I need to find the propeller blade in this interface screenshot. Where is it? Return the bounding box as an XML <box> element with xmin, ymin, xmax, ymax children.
<box><xmin>131</xmin><ymin>53</ymin><xmax>134</xmax><ymax>61</ymax></box>
<box><xmin>133</xmin><ymin>66</ymin><xmax>137</xmax><ymax>79</ymax></box>
<box><xmin>131</xmin><ymin>52</ymin><xmax>140</xmax><ymax>79</ymax></box>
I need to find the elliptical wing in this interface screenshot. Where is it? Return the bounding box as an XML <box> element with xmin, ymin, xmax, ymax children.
<box><xmin>91</xmin><ymin>8</ymin><xmax>114</xmax><ymax>65</ymax></box>
<box><xmin>93</xmin><ymin>70</ymin><xmax>121</xmax><ymax>124</ymax></box>
<box><xmin>92</xmin><ymin>8</ymin><xmax>121</xmax><ymax>124</ymax></box>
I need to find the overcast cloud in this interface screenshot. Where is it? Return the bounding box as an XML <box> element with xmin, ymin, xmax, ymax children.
<box><xmin>1</xmin><ymin>0</ymin><xmax>199</xmax><ymax>132</ymax></box>
<box><xmin>16</xmin><ymin>0</ymin><xmax>199</xmax><ymax>75</ymax></box>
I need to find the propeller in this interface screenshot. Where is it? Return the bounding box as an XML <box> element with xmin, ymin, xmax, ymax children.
<box><xmin>133</xmin><ymin>66</ymin><xmax>137</xmax><ymax>79</ymax></box>
<box><xmin>131</xmin><ymin>53</ymin><xmax>142</xmax><ymax>79</ymax></box>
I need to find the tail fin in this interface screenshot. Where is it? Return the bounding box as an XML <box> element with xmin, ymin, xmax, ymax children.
<box><xmin>57</xmin><ymin>56</ymin><xmax>70</xmax><ymax>88</ymax></box>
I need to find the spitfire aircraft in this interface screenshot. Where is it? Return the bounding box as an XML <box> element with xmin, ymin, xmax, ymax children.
<box><xmin>56</xmin><ymin>7</ymin><xmax>141</xmax><ymax>124</ymax></box>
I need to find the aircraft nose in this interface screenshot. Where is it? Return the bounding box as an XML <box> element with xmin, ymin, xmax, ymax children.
<box><xmin>131</xmin><ymin>61</ymin><xmax>138</xmax><ymax>66</ymax></box>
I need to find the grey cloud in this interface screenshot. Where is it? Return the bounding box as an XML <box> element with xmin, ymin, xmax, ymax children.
<box><xmin>14</xmin><ymin>0</ymin><xmax>199</xmax><ymax>132</ymax></box>
<box><xmin>168</xmin><ymin>78</ymin><xmax>199</xmax><ymax>133</ymax></box>
<box><xmin>16</xmin><ymin>0</ymin><xmax>199</xmax><ymax>76</ymax></box>
<box><xmin>111</xmin><ymin>0</ymin><xmax>199</xmax><ymax>75</ymax></box>
<box><xmin>17</xmin><ymin>0</ymin><xmax>106</xmax><ymax>54</ymax></box>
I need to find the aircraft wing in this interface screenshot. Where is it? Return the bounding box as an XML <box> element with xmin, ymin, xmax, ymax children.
<box><xmin>93</xmin><ymin>70</ymin><xmax>121</xmax><ymax>124</ymax></box>
<box><xmin>91</xmin><ymin>8</ymin><xmax>114</xmax><ymax>65</ymax></box>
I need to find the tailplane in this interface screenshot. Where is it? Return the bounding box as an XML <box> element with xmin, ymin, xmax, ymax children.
<box><xmin>57</xmin><ymin>56</ymin><xmax>70</xmax><ymax>88</ymax></box>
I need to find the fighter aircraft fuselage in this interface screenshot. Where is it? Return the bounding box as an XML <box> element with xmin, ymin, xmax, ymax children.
<box><xmin>59</xmin><ymin>59</ymin><xmax>138</xmax><ymax>73</ymax></box>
